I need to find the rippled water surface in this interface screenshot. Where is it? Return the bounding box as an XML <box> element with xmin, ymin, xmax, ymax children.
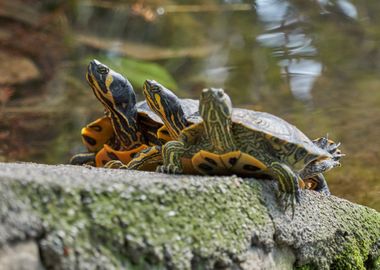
<box><xmin>1</xmin><ymin>0</ymin><xmax>379</xmax><ymax>210</ymax></box>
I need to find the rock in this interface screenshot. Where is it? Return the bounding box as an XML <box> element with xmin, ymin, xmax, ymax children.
<box><xmin>0</xmin><ymin>162</ymin><xmax>379</xmax><ymax>270</ymax></box>
<box><xmin>0</xmin><ymin>51</ymin><xmax>40</xmax><ymax>85</ymax></box>
<box><xmin>0</xmin><ymin>241</ymin><xmax>43</xmax><ymax>270</ymax></box>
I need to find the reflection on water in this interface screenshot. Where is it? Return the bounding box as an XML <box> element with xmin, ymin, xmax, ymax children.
<box><xmin>279</xmin><ymin>59</ymin><xmax>322</xmax><ymax>101</ymax></box>
<box><xmin>1</xmin><ymin>0</ymin><xmax>379</xmax><ymax>210</ymax></box>
<box><xmin>256</xmin><ymin>0</ymin><xmax>323</xmax><ymax>101</ymax></box>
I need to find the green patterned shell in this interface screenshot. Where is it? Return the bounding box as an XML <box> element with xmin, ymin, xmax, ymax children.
<box><xmin>232</xmin><ymin>108</ymin><xmax>329</xmax><ymax>158</ymax></box>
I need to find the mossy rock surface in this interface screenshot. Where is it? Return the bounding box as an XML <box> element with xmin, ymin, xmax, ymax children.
<box><xmin>0</xmin><ymin>162</ymin><xmax>379</xmax><ymax>269</ymax></box>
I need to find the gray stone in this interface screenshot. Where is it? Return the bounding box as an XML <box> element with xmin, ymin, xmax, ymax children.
<box><xmin>0</xmin><ymin>162</ymin><xmax>379</xmax><ymax>270</ymax></box>
<box><xmin>0</xmin><ymin>241</ymin><xmax>43</xmax><ymax>270</ymax></box>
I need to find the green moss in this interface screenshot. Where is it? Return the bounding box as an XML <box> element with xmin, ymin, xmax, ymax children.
<box><xmin>295</xmin><ymin>264</ymin><xmax>318</xmax><ymax>270</ymax></box>
<box><xmin>372</xmin><ymin>256</ymin><xmax>380</xmax><ymax>269</ymax></box>
<box><xmin>329</xmin><ymin>206</ymin><xmax>380</xmax><ymax>270</ymax></box>
<box><xmin>331</xmin><ymin>240</ymin><xmax>365</xmax><ymax>270</ymax></box>
<box><xmin>11</xmin><ymin>179</ymin><xmax>269</xmax><ymax>269</ymax></box>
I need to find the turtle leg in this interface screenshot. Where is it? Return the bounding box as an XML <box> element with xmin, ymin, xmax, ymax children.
<box><xmin>270</xmin><ymin>162</ymin><xmax>301</xmax><ymax>216</ymax></box>
<box><xmin>299</xmin><ymin>158</ymin><xmax>339</xmax><ymax>196</ymax></box>
<box><xmin>104</xmin><ymin>147</ymin><xmax>162</xmax><ymax>170</ymax></box>
<box><xmin>95</xmin><ymin>144</ymin><xmax>149</xmax><ymax>167</ymax></box>
<box><xmin>300</xmin><ymin>157</ymin><xmax>341</xmax><ymax>179</ymax></box>
<box><xmin>156</xmin><ymin>141</ymin><xmax>186</xmax><ymax>174</ymax></box>
<box><xmin>303</xmin><ymin>174</ymin><xmax>330</xmax><ymax>195</ymax></box>
<box><xmin>69</xmin><ymin>152</ymin><xmax>96</xmax><ymax>166</ymax></box>
<box><xmin>156</xmin><ymin>126</ymin><xmax>172</xmax><ymax>143</ymax></box>
<box><xmin>312</xmin><ymin>137</ymin><xmax>344</xmax><ymax>158</ymax></box>
<box><xmin>301</xmin><ymin>137</ymin><xmax>343</xmax><ymax>187</ymax></box>
<box><xmin>124</xmin><ymin>146</ymin><xmax>163</xmax><ymax>171</ymax></box>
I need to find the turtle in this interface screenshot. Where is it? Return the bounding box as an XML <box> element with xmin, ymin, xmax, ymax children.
<box><xmin>114</xmin><ymin>79</ymin><xmax>201</xmax><ymax>171</ymax></box>
<box><xmin>70</xmin><ymin>60</ymin><xmax>168</xmax><ymax>167</ymax></box>
<box><xmin>157</xmin><ymin>88</ymin><xmax>343</xmax><ymax>211</ymax></box>
<box><xmin>127</xmin><ymin>81</ymin><xmax>340</xmax><ymax>195</ymax></box>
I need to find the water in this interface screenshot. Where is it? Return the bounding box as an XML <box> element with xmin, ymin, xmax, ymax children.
<box><xmin>1</xmin><ymin>0</ymin><xmax>379</xmax><ymax>210</ymax></box>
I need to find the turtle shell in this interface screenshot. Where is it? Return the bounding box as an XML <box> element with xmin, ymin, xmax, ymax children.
<box><xmin>137</xmin><ymin>99</ymin><xmax>200</xmax><ymax>123</ymax></box>
<box><xmin>178</xmin><ymin>98</ymin><xmax>202</xmax><ymax>124</ymax></box>
<box><xmin>137</xmin><ymin>100</ymin><xmax>163</xmax><ymax>125</ymax></box>
<box><xmin>136</xmin><ymin>98</ymin><xmax>201</xmax><ymax>144</ymax></box>
<box><xmin>232</xmin><ymin>108</ymin><xmax>330</xmax><ymax>162</ymax></box>
<box><xmin>135</xmin><ymin>100</ymin><xmax>164</xmax><ymax>145</ymax></box>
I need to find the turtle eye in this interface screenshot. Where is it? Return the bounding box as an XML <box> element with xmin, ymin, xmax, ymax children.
<box><xmin>97</xmin><ymin>65</ymin><xmax>109</xmax><ymax>75</ymax></box>
<box><xmin>217</xmin><ymin>89</ymin><xmax>224</xmax><ymax>98</ymax></box>
<box><xmin>151</xmin><ymin>86</ymin><xmax>161</xmax><ymax>93</ymax></box>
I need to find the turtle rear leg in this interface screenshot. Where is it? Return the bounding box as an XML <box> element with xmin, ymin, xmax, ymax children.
<box><xmin>157</xmin><ymin>141</ymin><xmax>186</xmax><ymax>174</ymax></box>
<box><xmin>312</xmin><ymin>137</ymin><xmax>344</xmax><ymax>160</ymax></box>
<box><xmin>69</xmin><ymin>153</ymin><xmax>96</xmax><ymax>166</ymax></box>
<box><xmin>270</xmin><ymin>162</ymin><xmax>301</xmax><ymax>216</ymax></box>
<box><xmin>300</xmin><ymin>157</ymin><xmax>341</xmax><ymax>180</ymax></box>
<box><xmin>303</xmin><ymin>173</ymin><xmax>330</xmax><ymax>195</ymax></box>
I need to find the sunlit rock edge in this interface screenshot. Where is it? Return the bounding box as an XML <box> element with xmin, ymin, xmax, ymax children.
<box><xmin>0</xmin><ymin>162</ymin><xmax>379</xmax><ymax>270</ymax></box>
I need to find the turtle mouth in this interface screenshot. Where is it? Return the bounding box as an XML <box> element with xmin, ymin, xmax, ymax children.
<box><xmin>200</xmin><ymin>88</ymin><xmax>233</xmax><ymax>120</ymax></box>
<box><xmin>201</xmin><ymin>88</ymin><xmax>212</xmax><ymax>101</ymax></box>
<box><xmin>88</xmin><ymin>59</ymin><xmax>109</xmax><ymax>76</ymax></box>
<box><xmin>144</xmin><ymin>80</ymin><xmax>161</xmax><ymax>95</ymax></box>
<box><xmin>144</xmin><ymin>79</ymin><xmax>155</xmax><ymax>88</ymax></box>
<box><xmin>200</xmin><ymin>88</ymin><xmax>229</xmax><ymax>108</ymax></box>
<box><xmin>201</xmin><ymin>88</ymin><xmax>226</xmax><ymax>102</ymax></box>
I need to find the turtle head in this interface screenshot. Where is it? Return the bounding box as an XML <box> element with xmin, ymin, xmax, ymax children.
<box><xmin>86</xmin><ymin>59</ymin><xmax>137</xmax><ymax>114</ymax></box>
<box><xmin>199</xmin><ymin>88</ymin><xmax>235</xmax><ymax>151</ymax></box>
<box><xmin>143</xmin><ymin>80</ymin><xmax>187</xmax><ymax>139</ymax></box>
<box><xmin>86</xmin><ymin>59</ymin><xmax>142</xmax><ymax>147</ymax></box>
<box><xmin>199</xmin><ymin>88</ymin><xmax>232</xmax><ymax>122</ymax></box>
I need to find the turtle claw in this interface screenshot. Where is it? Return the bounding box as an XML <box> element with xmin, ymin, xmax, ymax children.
<box><xmin>156</xmin><ymin>164</ymin><xmax>183</xmax><ymax>174</ymax></box>
<box><xmin>330</xmin><ymin>160</ymin><xmax>341</xmax><ymax>168</ymax></box>
<box><xmin>277</xmin><ymin>190</ymin><xmax>299</xmax><ymax>218</ymax></box>
<box><xmin>313</xmin><ymin>137</ymin><xmax>344</xmax><ymax>162</ymax></box>
<box><xmin>104</xmin><ymin>160</ymin><xmax>127</xmax><ymax>169</ymax></box>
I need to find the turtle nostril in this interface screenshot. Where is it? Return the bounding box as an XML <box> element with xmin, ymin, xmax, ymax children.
<box><xmin>91</xmin><ymin>59</ymin><xmax>101</xmax><ymax>66</ymax></box>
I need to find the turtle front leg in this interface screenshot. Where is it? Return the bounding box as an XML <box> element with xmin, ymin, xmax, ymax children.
<box><xmin>270</xmin><ymin>162</ymin><xmax>301</xmax><ymax>216</ymax></box>
<box><xmin>124</xmin><ymin>146</ymin><xmax>163</xmax><ymax>171</ymax></box>
<box><xmin>157</xmin><ymin>141</ymin><xmax>186</xmax><ymax>174</ymax></box>
<box><xmin>95</xmin><ymin>144</ymin><xmax>149</xmax><ymax>167</ymax></box>
<box><xmin>104</xmin><ymin>147</ymin><xmax>163</xmax><ymax>171</ymax></box>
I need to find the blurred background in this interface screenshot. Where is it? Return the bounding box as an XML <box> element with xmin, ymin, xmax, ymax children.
<box><xmin>0</xmin><ymin>0</ymin><xmax>379</xmax><ymax>210</ymax></box>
